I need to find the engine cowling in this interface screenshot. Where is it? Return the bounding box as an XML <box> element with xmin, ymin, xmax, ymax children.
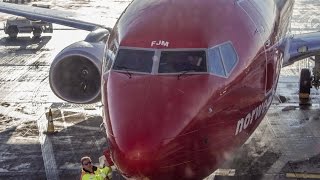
<box><xmin>49</xmin><ymin>41</ymin><xmax>105</xmax><ymax>104</ymax></box>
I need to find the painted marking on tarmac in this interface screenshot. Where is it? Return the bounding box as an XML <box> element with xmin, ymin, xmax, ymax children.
<box><xmin>214</xmin><ymin>169</ymin><xmax>236</xmax><ymax>176</ymax></box>
<box><xmin>37</xmin><ymin>113</ymin><xmax>59</xmax><ymax>180</ymax></box>
<box><xmin>60</xmin><ymin>109</ymin><xmax>76</xmax><ymax>153</ymax></box>
<box><xmin>205</xmin><ymin>169</ymin><xmax>236</xmax><ymax>180</ymax></box>
<box><xmin>286</xmin><ymin>172</ymin><xmax>320</xmax><ymax>179</ymax></box>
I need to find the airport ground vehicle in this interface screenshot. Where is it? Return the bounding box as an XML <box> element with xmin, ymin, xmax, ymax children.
<box><xmin>4</xmin><ymin>16</ymin><xmax>53</xmax><ymax>38</ymax></box>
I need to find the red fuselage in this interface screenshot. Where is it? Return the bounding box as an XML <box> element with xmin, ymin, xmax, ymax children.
<box><xmin>101</xmin><ymin>0</ymin><xmax>295</xmax><ymax>179</ymax></box>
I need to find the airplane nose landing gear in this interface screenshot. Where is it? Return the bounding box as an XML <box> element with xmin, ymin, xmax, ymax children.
<box><xmin>299</xmin><ymin>68</ymin><xmax>312</xmax><ymax>105</ymax></box>
<box><xmin>299</xmin><ymin>55</ymin><xmax>320</xmax><ymax>106</ymax></box>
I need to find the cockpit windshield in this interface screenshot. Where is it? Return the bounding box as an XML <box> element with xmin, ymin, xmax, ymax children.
<box><xmin>158</xmin><ymin>50</ymin><xmax>207</xmax><ymax>73</ymax></box>
<box><xmin>113</xmin><ymin>48</ymin><xmax>154</xmax><ymax>73</ymax></box>
<box><xmin>110</xmin><ymin>42</ymin><xmax>237</xmax><ymax>77</ymax></box>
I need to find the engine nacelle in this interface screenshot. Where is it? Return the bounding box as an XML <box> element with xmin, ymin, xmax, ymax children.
<box><xmin>49</xmin><ymin>41</ymin><xmax>105</xmax><ymax>104</ymax></box>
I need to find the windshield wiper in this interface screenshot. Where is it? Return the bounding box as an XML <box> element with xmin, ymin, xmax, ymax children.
<box><xmin>177</xmin><ymin>70</ymin><xmax>195</xmax><ymax>80</ymax></box>
<box><xmin>115</xmin><ymin>65</ymin><xmax>132</xmax><ymax>78</ymax></box>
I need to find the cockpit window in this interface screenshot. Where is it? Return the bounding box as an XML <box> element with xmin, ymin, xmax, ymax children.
<box><xmin>159</xmin><ymin>50</ymin><xmax>207</xmax><ymax>73</ymax></box>
<box><xmin>113</xmin><ymin>48</ymin><xmax>154</xmax><ymax>73</ymax></box>
<box><xmin>220</xmin><ymin>43</ymin><xmax>238</xmax><ymax>73</ymax></box>
<box><xmin>208</xmin><ymin>42</ymin><xmax>238</xmax><ymax>77</ymax></box>
<box><xmin>208</xmin><ymin>47</ymin><xmax>226</xmax><ymax>76</ymax></box>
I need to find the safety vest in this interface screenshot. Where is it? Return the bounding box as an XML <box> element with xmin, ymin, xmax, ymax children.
<box><xmin>81</xmin><ymin>166</ymin><xmax>112</xmax><ymax>180</ymax></box>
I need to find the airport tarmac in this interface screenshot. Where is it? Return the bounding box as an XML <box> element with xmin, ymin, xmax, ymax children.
<box><xmin>0</xmin><ymin>0</ymin><xmax>319</xmax><ymax>180</ymax></box>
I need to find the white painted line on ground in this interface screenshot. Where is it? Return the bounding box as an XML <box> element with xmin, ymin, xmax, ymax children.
<box><xmin>214</xmin><ymin>169</ymin><xmax>236</xmax><ymax>176</ymax></box>
<box><xmin>60</xmin><ymin>109</ymin><xmax>76</xmax><ymax>156</ymax></box>
<box><xmin>37</xmin><ymin>113</ymin><xmax>59</xmax><ymax>180</ymax></box>
<box><xmin>204</xmin><ymin>169</ymin><xmax>236</xmax><ymax>180</ymax></box>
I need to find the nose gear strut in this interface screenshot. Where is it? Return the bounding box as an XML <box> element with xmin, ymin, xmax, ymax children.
<box><xmin>299</xmin><ymin>55</ymin><xmax>320</xmax><ymax>105</ymax></box>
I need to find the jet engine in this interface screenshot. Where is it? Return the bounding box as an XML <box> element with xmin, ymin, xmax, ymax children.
<box><xmin>49</xmin><ymin>41</ymin><xmax>105</xmax><ymax>104</ymax></box>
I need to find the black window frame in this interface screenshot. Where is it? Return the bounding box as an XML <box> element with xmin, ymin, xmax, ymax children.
<box><xmin>158</xmin><ymin>49</ymin><xmax>208</xmax><ymax>74</ymax></box>
<box><xmin>112</xmin><ymin>47</ymin><xmax>155</xmax><ymax>74</ymax></box>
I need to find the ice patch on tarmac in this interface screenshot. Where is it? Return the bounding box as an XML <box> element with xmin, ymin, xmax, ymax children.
<box><xmin>12</xmin><ymin>163</ymin><xmax>31</xmax><ymax>170</ymax></box>
<box><xmin>60</xmin><ymin>162</ymin><xmax>80</xmax><ymax>170</ymax></box>
<box><xmin>0</xmin><ymin>168</ymin><xmax>9</xmax><ymax>172</ymax></box>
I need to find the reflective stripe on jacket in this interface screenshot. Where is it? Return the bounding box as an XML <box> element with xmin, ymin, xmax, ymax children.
<box><xmin>81</xmin><ymin>166</ymin><xmax>112</xmax><ymax>180</ymax></box>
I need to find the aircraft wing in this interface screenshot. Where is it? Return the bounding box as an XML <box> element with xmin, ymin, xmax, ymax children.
<box><xmin>0</xmin><ymin>2</ymin><xmax>107</xmax><ymax>31</ymax></box>
<box><xmin>281</xmin><ymin>32</ymin><xmax>320</xmax><ymax>67</ymax></box>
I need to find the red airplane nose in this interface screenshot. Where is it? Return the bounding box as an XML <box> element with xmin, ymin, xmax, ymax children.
<box><xmin>111</xmin><ymin>143</ymin><xmax>158</xmax><ymax>179</ymax></box>
<box><xmin>104</xmin><ymin>72</ymin><xmax>212</xmax><ymax>178</ymax></box>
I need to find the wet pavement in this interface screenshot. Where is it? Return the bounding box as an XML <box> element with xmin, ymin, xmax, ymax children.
<box><xmin>0</xmin><ymin>0</ymin><xmax>319</xmax><ymax>180</ymax></box>
<box><xmin>0</xmin><ymin>1</ymin><xmax>116</xmax><ymax>179</ymax></box>
<box><xmin>0</xmin><ymin>28</ymin><xmax>108</xmax><ymax>179</ymax></box>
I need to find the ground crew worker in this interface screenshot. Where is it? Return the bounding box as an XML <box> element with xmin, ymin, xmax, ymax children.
<box><xmin>80</xmin><ymin>156</ymin><xmax>112</xmax><ymax>180</ymax></box>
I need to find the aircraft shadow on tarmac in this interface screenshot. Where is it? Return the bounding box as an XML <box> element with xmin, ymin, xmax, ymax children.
<box><xmin>0</xmin><ymin>106</ymin><xmax>111</xmax><ymax>180</ymax></box>
<box><xmin>281</xmin><ymin>153</ymin><xmax>320</xmax><ymax>176</ymax></box>
<box><xmin>44</xmin><ymin>107</ymin><xmax>109</xmax><ymax>179</ymax></box>
<box><xmin>219</xmin><ymin>144</ymin><xmax>319</xmax><ymax>179</ymax></box>
<box><xmin>218</xmin><ymin>140</ymin><xmax>282</xmax><ymax>179</ymax></box>
<box><xmin>0</xmin><ymin>36</ymin><xmax>52</xmax><ymax>54</ymax></box>
<box><xmin>0</xmin><ymin>126</ymin><xmax>47</xmax><ymax>179</ymax></box>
